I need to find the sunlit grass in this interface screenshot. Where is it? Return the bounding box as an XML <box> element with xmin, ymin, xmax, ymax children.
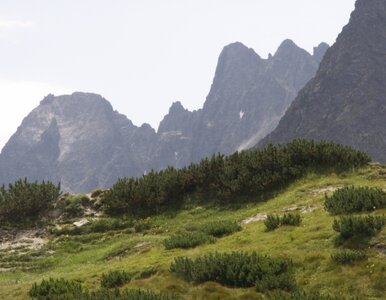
<box><xmin>0</xmin><ymin>165</ymin><xmax>386</xmax><ymax>299</ymax></box>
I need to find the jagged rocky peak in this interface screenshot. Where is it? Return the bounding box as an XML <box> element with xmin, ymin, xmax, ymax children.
<box><xmin>313</xmin><ymin>42</ymin><xmax>330</xmax><ymax>62</ymax></box>
<box><xmin>158</xmin><ymin>101</ymin><xmax>196</xmax><ymax>134</ymax></box>
<box><xmin>258</xmin><ymin>0</ymin><xmax>386</xmax><ymax>163</ymax></box>
<box><xmin>213</xmin><ymin>42</ymin><xmax>262</xmax><ymax>79</ymax></box>
<box><xmin>0</xmin><ymin>92</ymin><xmax>156</xmax><ymax>192</ymax></box>
<box><xmin>274</xmin><ymin>39</ymin><xmax>305</xmax><ymax>56</ymax></box>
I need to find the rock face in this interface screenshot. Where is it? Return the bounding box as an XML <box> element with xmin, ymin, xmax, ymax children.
<box><xmin>0</xmin><ymin>40</ymin><xmax>327</xmax><ymax>192</ymax></box>
<box><xmin>152</xmin><ymin>40</ymin><xmax>327</xmax><ymax>169</ymax></box>
<box><xmin>0</xmin><ymin>93</ymin><xmax>156</xmax><ymax>192</ymax></box>
<box><xmin>259</xmin><ymin>0</ymin><xmax>386</xmax><ymax>163</ymax></box>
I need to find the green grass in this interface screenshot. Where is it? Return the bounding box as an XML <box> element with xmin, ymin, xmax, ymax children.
<box><xmin>1</xmin><ymin>164</ymin><xmax>386</xmax><ymax>299</ymax></box>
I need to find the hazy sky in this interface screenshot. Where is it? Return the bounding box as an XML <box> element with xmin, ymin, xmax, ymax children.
<box><xmin>0</xmin><ymin>0</ymin><xmax>356</xmax><ymax>150</ymax></box>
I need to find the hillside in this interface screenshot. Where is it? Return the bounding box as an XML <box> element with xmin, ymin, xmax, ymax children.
<box><xmin>0</xmin><ymin>149</ymin><xmax>385</xmax><ymax>299</ymax></box>
<box><xmin>259</xmin><ymin>0</ymin><xmax>386</xmax><ymax>164</ymax></box>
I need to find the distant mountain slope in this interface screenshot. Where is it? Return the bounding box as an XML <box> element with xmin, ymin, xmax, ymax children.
<box><xmin>152</xmin><ymin>40</ymin><xmax>328</xmax><ymax>170</ymax></box>
<box><xmin>0</xmin><ymin>93</ymin><xmax>156</xmax><ymax>192</ymax></box>
<box><xmin>0</xmin><ymin>40</ymin><xmax>327</xmax><ymax>192</ymax></box>
<box><xmin>259</xmin><ymin>0</ymin><xmax>386</xmax><ymax>163</ymax></box>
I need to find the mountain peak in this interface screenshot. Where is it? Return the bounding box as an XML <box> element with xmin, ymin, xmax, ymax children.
<box><xmin>258</xmin><ymin>0</ymin><xmax>386</xmax><ymax>163</ymax></box>
<box><xmin>274</xmin><ymin>39</ymin><xmax>309</xmax><ymax>59</ymax></box>
<box><xmin>168</xmin><ymin>101</ymin><xmax>186</xmax><ymax>115</ymax></box>
<box><xmin>313</xmin><ymin>42</ymin><xmax>329</xmax><ymax>62</ymax></box>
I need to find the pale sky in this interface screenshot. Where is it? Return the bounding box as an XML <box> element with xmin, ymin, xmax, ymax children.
<box><xmin>0</xmin><ymin>0</ymin><xmax>356</xmax><ymax>150</ymax></box>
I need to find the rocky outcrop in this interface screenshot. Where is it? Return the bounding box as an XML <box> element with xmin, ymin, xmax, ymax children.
<box><xmin>154</xmin><ymin>40</ymin><xmax>328</xmax><ymax>168</ymax></box>
<box><xmin>0</xmin><ymin>93</ymin><xmax>156</xmax><ymax>192</ymax></box>
<box><xmin>259</xmin><ymin>0</ymin><xmax>386</xmax><ymax>163</ymax></box>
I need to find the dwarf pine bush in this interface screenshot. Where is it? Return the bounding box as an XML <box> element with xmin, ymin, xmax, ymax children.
<box><xmin>325</xmin><ymin>186</ymin><xmax>386</xmax><ymax>215</ymax></box>
<box><xmin>0</xmin><ymin>179</ymin><xmax>61</xmax><ymax>223</ymax></box>
<box><xmin>170</xmin><ymin>251</ymin><xmax>296</xmax><ymax>291</ymax></box>
<box><xmin>332</xmin><ymin>215</ymin><xmax>386</xmax><ymax>240</ymax></box>
<box><xmin>29</xmin><ymin>277</ymin><xmax>83</xmax><ymax>299</ymax></box>
<box><xmin>331</xmin><ymin>249</ymin><xmax>367</xmax><ymax>265</ymax></box>
<box><xmin>100</xmin><ymin>270</ymin><xmax>131</xmax><ymax>288</ymax></box>
<box><xmin>163</xmin><ymin>231</ymin><xmax>214</xmax><ymax>250</ymax></box>
<box><xmin>201</xmin><ymin>220</ymin><xmax>242</xmax><ymax>237</ymax></box>
<box><xmin>264</xmin><ymin>213</ymin><xmax>302</xmax><ymax>231</ymax></box>
<box><xmin>102</xmin><ymin>140</ymin><xmax>370</xmax><ymax>218</ymax></box>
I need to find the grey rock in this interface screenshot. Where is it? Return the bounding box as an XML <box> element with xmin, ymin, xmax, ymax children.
<box><xmin>154</xmin><ymin>40</ymin><xmax>327</xmax><ymax>168</ymax></box>
<box><xmin>0</xmin><ymin>92</ymin><xmax>156</xmax><ymax>192</ymax></box>
<box><xmin>258</xmin><ymin>0</ymin><xmax>386</xmax><ymax>163</ymax></box>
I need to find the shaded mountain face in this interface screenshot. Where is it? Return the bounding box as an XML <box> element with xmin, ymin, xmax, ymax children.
<box><xmin>153</xmin><ymin>40</ymin><xmax>328</xmax><ymax>169</ymax></box>
<box><xmin>259</xmin><ymin>0</ymin><xmax>386</xmax><ymax>163</ymax></box>
<box><xmin>0</xmin><ymin>93</ymin><xmax>156</xmax><ymax>192</ymax></box>
<box><xmin>0</xmin><ymin>39</ymin><xmax>327</xmax><ymax>192</ymax></box>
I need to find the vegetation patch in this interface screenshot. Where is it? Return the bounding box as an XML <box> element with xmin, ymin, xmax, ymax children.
<box><xmin>332</xmin><ymin>215</ymin><xmax>386</xmax><ymax>240</ymax></box>
<box><xmin>163</xmin><ymin>231</ymin><xmax>214</xmax><ymax>250</ymax></box>
<box><xmin>102</xmin><ymin>140</ymin><xmax>369</xmax><ymax>218</ymax></box>
<box><xmin>325</xmin><ymin>186</ymin><xmax>386</xmax><ymax>215</ymax></box>
<box><xmin>100</xmin><ymin>270</ymin><xmax>131</xmax><ymax>288</ymax></box>
<box><xmin>264</xmin><ymin>213</ymin><xmax>302</xmax><ymax>231</ymax></box>
<box><xmin>264</xmin><ymin>290</ymin><xmax>345</xmax><ymax>300</ymax></box>
<box><xmin>0</xmin><ymin>179</ymin><xmax>61</xmax><ymax>224</ymax></box>
<box><xmin>170</xmin><ymin>251</ymin><xmax>296</xmax><ymax>292</ymax></box>
<box><xmin>331</xmin><ymin>249</ymin><xmax>367</xmax><ymax>265</ymax></box>
<box><xmin>200</xmin><ymin>220</ymin><xmax>242</xmax><ymax>237</ymax></box>
<box><xmin>29</xmin><ymin>277</ymin><xmax>83</xmax><ymax>299</ymax></box>
<box><xmin>29</xmin><ymin>278</ymin><xmax>178</xmax><ymax>299</ymax></box>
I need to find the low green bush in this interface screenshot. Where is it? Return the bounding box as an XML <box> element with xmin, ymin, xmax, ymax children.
<box><xmin>281</xmin><ymin>213</ymin><xmax>302</xmax><ymax>226</ymax></box>
<box><xmin>331</xmin><ymin>249</ymin><xmax>367</xmax><ymax>265</ymax></box>
<box><xmin>264</xmin><ymin>213</ymin><xmax>302</xmax><ymax>231</ymax></box>
<box><xmin>0</xmin><ymin>179</ymin><xmax>61</xmax><ymax>223</ymax></box>
<box><xmin>201</xmin><ymin>220</ymin><xmax>241</xmax><ymax>237</ymax></box>
<box><xmin>29</xmin><ymin>277</ymin><xmax>83</xmax><ymax>299</ymax></box>
<box><xmin>332</xmin><ymin>215</ymin><xmax>386</xmax><ymax>240</ymax></box>
<box><xmin>163</xmin><ymin>231</ymin><xmax>214</xmax><ymax>250</ymax></box>
<box><xmin>264</xmin><ymin>290</ymin><xmax>344</xmax><ymax>300</ymax></box>
<box><xmin>264</xmin><ymin>214</ymin><xmax>281</xmax><ymax>231</ymax></box>
<box><xmin>170</xmin><ymin>251</ymin><xmax>296</xmax><ymax>291</ymax></box>
<box><xmin>325</xmin><ymin>186</ymin><xmax>386</xmax><ymax>215</ymax></box>
<box><xmin>100</xmin><ymin>270</ymin><xmax>131</xmax><ymax>288</ymax></box>
<box><xmin>29</xmin><ymin>279</ymin><xmax>178</xmax><ymax>299</ymax></box>
<box><xmin>80</xmin><ymin>289</ymin><xmax>179</xmax><ymax>300</ymax></box>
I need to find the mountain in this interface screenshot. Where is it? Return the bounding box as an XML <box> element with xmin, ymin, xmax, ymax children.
<box><xmin>259</xmin><ymin>0</ymin><xmax>386</xmax><ymax>163</ymax></box>
<box><xmin>152</xmin><ymin>40</ymin><xmax>328</xmax><ymax>169</ymax></box>
<box><xmin>0</xmin><ymin>93</ymin><xmax>156</xmax><ymax>192</ymax></box>
<box><xmin>0</xmin><ymin>40</ymin><xmax>328</xmax><ymax>192</ymax></box>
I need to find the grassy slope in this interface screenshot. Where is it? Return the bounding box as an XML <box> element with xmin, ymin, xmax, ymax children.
<box><xmin>1</xmin><ymin>164</ymin><xmax>386</xmax><ymax>299</ymax></box>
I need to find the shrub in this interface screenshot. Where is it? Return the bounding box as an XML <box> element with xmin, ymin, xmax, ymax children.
<box><xmin>331</xmin><ymin>249</ymin><xmax>367</xmax><ymax>265</ymax></box>
<box><xmin>201</xmin><ymin>220</ymin><xmax>241</xmax><ymax>237</ymax></box>
<box><xmin>102</xmin><ymin>140</ymin><xmax>370</xmax><ymax>218</ymax></box>
<box><xmin>100</xmin><ymin>270</ymin><xmax>131</xmax><ymax>288</ymax></box>
<box><xmin>29</xmin><ymin>277</ymin><xmax>82</xmax><ymax>299</ymax></box>
<box><xmin>264</xmin><ymin>213</ymin><xmax>302</xmax><ymax>231</ymax></box>
<box><xmin>264</xmin><ymin>214</ymin><xmax>281</xmax><ymax>231</ymax></box>
<box><xmin>325</xmin><ymin>186</ymin><xmax>386</xmax><ymax>215</ymax></box>
<box><xmin>332</xmin><ymin>215</ymin><xmax>385</xmax><ymax>240</ymax></box>
<box><xmin>82</xmin><ymin>289</ymin><xmax>179</xmax><ymax>300</ymax></box>
<box><xmin>281</xmin><ymin>213</ymin><xmax>302</xmax><ymax>226</ymax></box>
<box><xmin>264</xmin><ymin>290</ymin><xmax>344</xmax><ymax>300</ymax></box>
<box><xmin>170</xmin><ymin>251</ymin><xmax>296</xmax><ymax>291</ymax></box>
<box><xmin>163</xmin><ymin>231</ymin><xmax>214</xmax><ymax>250</ymax></box>
<box><xmin>0</xmin><ymin>179</ymin><xmax>61</xmax><ymax>223</ymax></box>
